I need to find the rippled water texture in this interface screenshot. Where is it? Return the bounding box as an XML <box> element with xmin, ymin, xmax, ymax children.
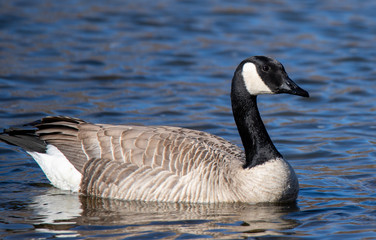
<box><xmin>1</xmin><ymin>0</ymin><xmax>376</xmax><ymax>239</ymax></box>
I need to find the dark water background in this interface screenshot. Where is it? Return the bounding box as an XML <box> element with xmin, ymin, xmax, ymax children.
<box><xmin>1</xmin><ymin>0</ymin><xmax>376</xmax><ymax>239</ymax></box>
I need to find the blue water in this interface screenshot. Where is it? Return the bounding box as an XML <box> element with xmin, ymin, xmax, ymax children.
<box><xmin>1</xmin><ymin>0</ymin><xmax>376</xmax><ymax>239</ymax></box>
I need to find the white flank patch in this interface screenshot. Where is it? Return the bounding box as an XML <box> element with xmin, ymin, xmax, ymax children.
<box><xmin>27</xmin><ymin>145</ymin><xmax>82</xmax><ymax>192</ymax></box>
<box><xmin>242</xmin><ymin>62</ymin><xmax>273</xmax><ymax>95</ymax></box>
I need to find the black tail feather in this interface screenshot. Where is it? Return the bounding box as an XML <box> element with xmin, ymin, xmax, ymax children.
<box><xmin>0</xmin><ymin>128</ymin><xmax>47</xmax><ymax>153</ymax></box>
<box><xmin>0</xmin><ymin>116</ymin><xmax>86</xmax><ymax>153</ymax></box>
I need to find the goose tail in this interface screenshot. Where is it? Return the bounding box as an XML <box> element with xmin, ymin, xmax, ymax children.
<box><xmin>0</xmin><ymin>117</ymin><xmax>83</xmax><ymax>192</ymax></box>
<box><xmin>0</xmin><ymin>126</ymin><xmax>47</xmax><ymax>153</ymax></box>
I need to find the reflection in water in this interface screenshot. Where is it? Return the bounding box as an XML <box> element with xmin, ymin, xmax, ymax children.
<box><xmin>29</xmin><ymin>188</ymin><xmax>299</xmax><ymax>239</ymax></box>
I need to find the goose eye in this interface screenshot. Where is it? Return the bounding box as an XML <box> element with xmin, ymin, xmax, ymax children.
<box><xmin>262</xmin><ymin>65</ymin><xmax>270</xmax><ymax>72</ymax></box>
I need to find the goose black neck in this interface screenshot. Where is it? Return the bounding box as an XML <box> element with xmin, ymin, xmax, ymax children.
<box><xmin>231</xmin><ymin>75</ymin><xmax>282</xmax><ymax>168</ymax></box>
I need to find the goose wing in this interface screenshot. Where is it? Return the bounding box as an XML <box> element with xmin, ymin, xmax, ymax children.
<box><xmin>36</xmin><ymin>116</ymin><xmax>244</xmax><ymax>176</ymax></box>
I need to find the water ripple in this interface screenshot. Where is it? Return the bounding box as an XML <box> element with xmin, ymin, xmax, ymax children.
<box><xmin>1</xmin><ymin>0</ymin><xmax>376</xmax><ymax>239</ymax></box>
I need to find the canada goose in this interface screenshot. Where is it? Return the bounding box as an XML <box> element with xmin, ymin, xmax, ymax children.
<box><xmin>0</xmin><ymin>56</ymin><xmax>309</xmax><ymax>203</ymax></box>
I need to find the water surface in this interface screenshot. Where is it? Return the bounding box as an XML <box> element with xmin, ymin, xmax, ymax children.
<box><xmin>1</xmin><ymin>0</ymin><xmax>376</xmax><ymax>239</ymax></box>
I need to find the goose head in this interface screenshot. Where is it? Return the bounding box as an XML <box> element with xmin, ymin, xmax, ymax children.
<box><xmin>234</xmin><ymin>56</ymin><xmax>309</xmax><ymax>98</ymax></box>
<box><xmin>231</xmin><ymin>56</ymin><xmax>309</xmax><ymax>169</ymax></box>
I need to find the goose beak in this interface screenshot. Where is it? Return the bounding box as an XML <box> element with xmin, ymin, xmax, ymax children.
<box><xmin>279</xmin><ymin>76</ymin><xmax>309</xmax><ymax>98</ymax></box>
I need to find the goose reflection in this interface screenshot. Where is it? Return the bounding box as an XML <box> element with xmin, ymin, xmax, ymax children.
<box><xmin>30</xmin><ymin>188</ymin><xmax>300</xmax><ymax>238</ymax></box>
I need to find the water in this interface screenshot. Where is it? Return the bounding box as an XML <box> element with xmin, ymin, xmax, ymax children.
<box><xmin>0</xmin><ymin>0</ymin><xmax>375</xmax><ymax>239</ymax></box>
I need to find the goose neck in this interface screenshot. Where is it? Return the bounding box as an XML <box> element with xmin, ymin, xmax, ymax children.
<box><xmin>231</xmin><ymin>91</ymin><xmax>282</xmax><ymax>168</ymax></box>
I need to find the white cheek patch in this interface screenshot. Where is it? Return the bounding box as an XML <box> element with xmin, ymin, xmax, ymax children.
<box><xmin>242</xmin><ymin>62</ymin><xmax>273</xmax><ymax>95</ymax></box>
